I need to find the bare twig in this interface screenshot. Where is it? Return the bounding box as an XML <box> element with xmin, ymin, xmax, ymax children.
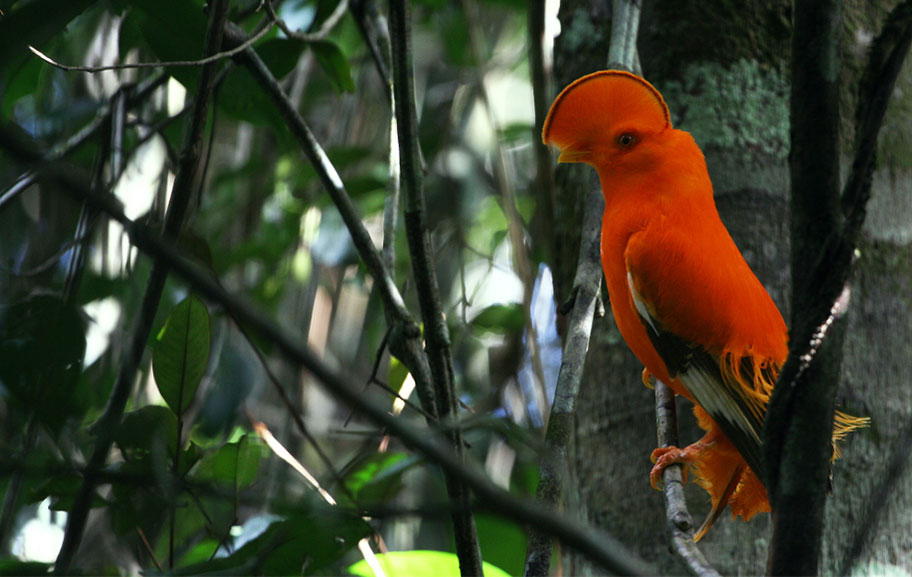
<box><xmin>52</xmin><ymin>2</ymin><xmax>231</xmax><ymax>572</ymax></box>
<box><xmin>221</xmin><ymin>25</ymin><xmax>439</xmax><ymax>420</ymax></box>
<box><xmin>264</xmin><ymin>0</ymin><xmax>349</xmax><ymax>42</ymax></box>
<box><xmin>523</xmin><ymin>187</ymin><xmax>603</xmax><ymax>577</ymax></box>
<box><xmin>350</xmin><ymin>0</ymin><xmax>392</xmax><ymax>100</ymax></box>
<box><xmin>27</xmin><ymin>21</ymin><xmax>272</xmax><ymax>74</ymax></box>
<box><xmin>654</xmin><ymin>382</ymin><xmax>720</xmax><ymax>577</ymax></box>
<box><xmin>0</xmin><ymin>73</ymin><xmax>167</xmax><ymax>215</ymax></box>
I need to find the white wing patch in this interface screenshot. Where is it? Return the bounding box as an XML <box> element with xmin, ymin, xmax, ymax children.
<box><xmin>627</xmin><ymin>271</ymin><xmax>659</xmax><ymax>335</ymax></box>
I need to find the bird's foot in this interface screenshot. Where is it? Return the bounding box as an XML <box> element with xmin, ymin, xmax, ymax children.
<box><xmin>649</xmin><ymin>442</ymin><xmax>707</xmax><ymax>490</ymax></box>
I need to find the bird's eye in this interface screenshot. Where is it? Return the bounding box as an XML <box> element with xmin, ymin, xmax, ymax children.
<box><xmin>616</xmin><ymin>133</ymin><xmax>637</xmax><ymax>148</ymax></box>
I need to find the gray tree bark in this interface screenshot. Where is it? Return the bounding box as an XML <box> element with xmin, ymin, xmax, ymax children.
<box><xmin>553</xmin><ymin>1</ymin><xmax>912</xmax><ymax>574</ymax></box>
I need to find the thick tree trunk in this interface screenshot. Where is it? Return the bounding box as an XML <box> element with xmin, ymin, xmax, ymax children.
<box><xmin>554</xmin><ymin>1</ymin><xmax>912</xmax><ymax>574</ymax></box>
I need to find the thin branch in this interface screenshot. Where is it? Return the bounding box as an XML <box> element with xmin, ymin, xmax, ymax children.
<box><xmin>265</xmin><ymin>0</ymin><xmax>349</xmax><ymax>42</ymax></box>
<box><xmin>52</xmin><ymin>2</ymin><xmax>231</xmax><ymax>572</ymax></box>
<box><xmin>27</xmin><ymin>21</ymin><xmax>272</xmax><ymax>74</ymax></box>
<box><xmin>350</xmin><ymin>0</ymin><xmax>393</xmax><ymax>101</ymax></box>
<box><xmin>525</xmin><ymin>2</ymin><xmax>644</xmax><ymax>574</ymax></box>
<box><xmin>222</xmin><ymin>25</ymin><xmax>442</xmax><ymax>461</ymax></box>
<box><xmin>841</xmin><ymin>0</ymin><xmax>912</xmax><ymax>235</ymax></box>
<box><xmin>523</xmin><ymin>187</ymin><xmax>603</xmax><ymax>577</ymax></box>
<box><xmin>654</xmin><ymin>382</ymin><xmax>720</xmax><ymax>577</ymax></box>
<box><xmin>389</xmin><ymin>1</ymin><xmax>483</xmax><ymax>574</ymax></box>
<box><xmin>0</xmin><ymin>73</ymin><xmax>167</xmax><ymax>214</ymax></box>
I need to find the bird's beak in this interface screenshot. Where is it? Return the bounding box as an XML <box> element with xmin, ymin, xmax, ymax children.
<box><xmin>557</xmin><ymin>146</ymin><xmax>592</xmax><ymax>164</ymax></box>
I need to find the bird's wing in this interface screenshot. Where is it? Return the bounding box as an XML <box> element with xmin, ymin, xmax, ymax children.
<box><xmin>625</xmin><ymin>228</ymin><xmax>769</xmax><ymax>481</ymax></box>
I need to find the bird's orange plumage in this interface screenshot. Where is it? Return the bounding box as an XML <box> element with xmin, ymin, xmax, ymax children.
<box><xmin>543</xmin><ymin>70</ymin><xmax>867</xmax><ymax>540</ymax></box>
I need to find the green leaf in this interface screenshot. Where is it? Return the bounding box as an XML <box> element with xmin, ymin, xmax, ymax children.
<box><xmin>115</xmin><ymin>406</ymin><xmax>178</xmax><ymax>461</ymax></box>
<box><xmin>191</xmin><ymin>435</ymin><xmax>266</xmax><ymax>489</ymax></box>
<box><xmin>310</xmin><ymin>39</ymin><xmax>355</xmax><ymax>93</ymax></box>
<box><xmin>0</xmin><ymin>560</ymin><xmax>53</xmax><ymax>576</ymax></box>
<box><xmin>113</xmin><ymin>0</ymin><xmax>207</xmax><ymax>92</ymax></box>
<box><xmin>476</xmin><ymin>513</ymin><xmax>528</xmax><ymax>577</ymax></box>
<box><xmin>470</xmin><ymin>303</ymin><xmax>525</xmax><ymax>335</ymax></box>
<box><xmin>0</xmin><ymin>0</ymin><xmax>94</xmax><ymax>85</ymax></box>
<box><xmin>218</xmin><ymin>37</ymin><xmax>305</xmax><ymax>127</ymax></box>
<box><xmin>0</xmin><ymin>295</ymin><xmax>87</xmax><ymax>433</ymax></box>
<box><xmin>347</xmin><ymin>551</ymin><xmax>512</xmax><ymax>577</ymax></box>
<box><xmin>342</xmin><ymin>452</ymin><xmax>417</xmax><ymax>504</ymax></box>
<box><xmin>163</xmin><ymin>507</ymin><xmax>370</xmax><ymax>576</ymax></box>
<box><xmin>152</xmin><ymin>295</ymin><xmax>211</xmax><ymax>415</ymax></box>
<box><xmin>28</xmin><ymin>474</ymin><xmax>108</xmax><ymax>511</ymax></box>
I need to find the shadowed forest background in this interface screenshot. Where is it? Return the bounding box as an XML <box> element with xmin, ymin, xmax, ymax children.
<box><xmin>0</xmin><ymin>0</ymin><xmax>910</xmax><ymax>575</ymax></box>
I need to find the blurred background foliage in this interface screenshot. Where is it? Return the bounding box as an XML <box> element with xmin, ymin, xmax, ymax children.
<box><xmin>0</xmin><ymin>0</ymin><xmax>563</xmax><ymax>574</ymax></box>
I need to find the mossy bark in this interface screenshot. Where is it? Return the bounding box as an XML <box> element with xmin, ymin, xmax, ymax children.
<box><xmin>553</xmin><ymin>0</ymin><xmax>912</xmax><ymax>574</ymax></box>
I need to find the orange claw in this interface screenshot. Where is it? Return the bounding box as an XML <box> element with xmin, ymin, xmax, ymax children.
<box><xmin>649</xmin><ymin>444</ymin><xmax>705</xmax><ymax>490</ymax></box>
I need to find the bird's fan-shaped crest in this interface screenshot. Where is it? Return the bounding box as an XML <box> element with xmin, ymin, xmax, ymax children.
<box><xmin>542</xmin><ymin>70</ymin><xmax>671</xmax><ymax>152</ymax></box>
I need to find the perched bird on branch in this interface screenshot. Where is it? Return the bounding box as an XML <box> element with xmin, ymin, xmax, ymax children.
<box><xmin>542</xmin><ymin>70</ymin><xmax>868</xmax><ymax>540</ymax></box>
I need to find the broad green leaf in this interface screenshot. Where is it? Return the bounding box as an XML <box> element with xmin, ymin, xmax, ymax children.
<box><xmin>476</xmin><ymin>513</ymin><xmax>528</xmax><ymax>577</ymax></box>
<box><xmin>347</xmin><ymin>550</ymin><xmax>512</xmax><ymax>577</ymax></box>
<box><xmin>310</xmin><ymin>39</ymin><xmax>355</xmax><ymax>93</ymax></box>
<box><xmin>219</xmin><ymin>37</ymin><xmax>304</xmax><ymax>127</ymax></box>
<box><xmin>113</xmin><ymin>0</ymin><xmax>207</xmax><ymax>92</ymax></box>
<box><xmin>108</xmin><ymin>458</ymin><xmax>170</xmax><ymax>538</ymax></box>
<box><xmin>343</xmin><ymin>452</ymin><xmax>417</xmax><ymax>504</ymax></box>
<box><xmin>0</xmin><ymin>295</ymin><xmax>86</xmax><ymax>433</ymax></box>
<box><xmin>0</xmin><ymin>560</ymin><xmax>52</xmax><ymax>576</ymax></box>
<box><xmin>152</xmin><ymin>295</ymin><xmax>211</xmax><ymax>415</ymax></box>
<box><xmin>115</xmin><ymin>406</ymin><xmax>178</xmax><ymax>461</ymax></box>
<box><xmin>162</xmin><ymin>507</ymin><xmax>370</xmax><ymax>576</ymax></box>
<box><xmin>0</xmin><ymin>0</ymin><xmax>94</xmax><ymax>89</ymax></box>
<box><xmin>191</xmin><ymin>435</ymin><xmax>266</xmax><ymax>489</ymax></box>
<box><xmin>27</xmin><ymin>474</ymin><xmax>108</xmax><ymax>511</ymax></box>
<box><xmin>470</xmin><ymin>303</ymin><xmax>524</xmax><ymax>335</ymax></box>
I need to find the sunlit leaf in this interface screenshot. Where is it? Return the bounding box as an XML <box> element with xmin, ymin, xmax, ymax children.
<box><xmin>310</xmin><ymin>39</ymin><xmax>355</xmax><ymax>93</ymax></box>
<box><xmin>470</xmin><ymin>303</ymin><xmax>524</xmax><ymax>335</ymax></box>
<box><xmin>347</xmin><ymin>550</ymin><xmax>512</xmax><ymax>577</ymax></box>
<box><xmin>343</xmin><ymin>452</ymin><xmax>418</xmax><ymax>504</ymax></box>
<box><xmin>152</xmin><ymin>295</ymin><xmax>211</xmax><ymax>415</ymax></box>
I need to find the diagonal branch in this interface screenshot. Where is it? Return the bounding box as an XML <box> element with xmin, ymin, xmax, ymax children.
<box><xmin>51</xmin><ymin>2</ymin><xmax>231</xmax><ymax>572</ymax></box>
<box><xmin>221</xmin><ymin>23</ymin><xmax>439</xmax><ymax>419</ymax></box>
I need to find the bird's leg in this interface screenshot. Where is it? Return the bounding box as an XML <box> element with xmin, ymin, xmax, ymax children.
<box><xmin>649</xmin><ymin>437</ymin><xmax>716</xmax><ymax>490</ymax></box>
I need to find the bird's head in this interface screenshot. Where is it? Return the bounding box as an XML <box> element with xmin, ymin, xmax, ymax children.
<box><xmin>542</xmin><ymin>70</ymin><xmax>672</xmax><ymax>174</ymax></box>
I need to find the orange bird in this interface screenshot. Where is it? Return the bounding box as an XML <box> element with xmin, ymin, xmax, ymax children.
<box><xmin>542</xmin><ymin>70</ymin><xmax>867</xmax><ymax>540</ymax></box>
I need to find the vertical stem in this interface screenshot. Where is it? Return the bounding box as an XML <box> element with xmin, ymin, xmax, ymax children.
<box><xmin>53</xmin><ymin>2</ymin><xmax>230</xmax><ymax>572</ymax></box>
<box><xmin>388</xmin><ymin>1</ymin><xmax>483</xmax><ymax>575</ymax></box>
<box><xmin>766</xmin><ymin>2</ymin><xmax>844</xmax><ymax>575</ymax></box>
